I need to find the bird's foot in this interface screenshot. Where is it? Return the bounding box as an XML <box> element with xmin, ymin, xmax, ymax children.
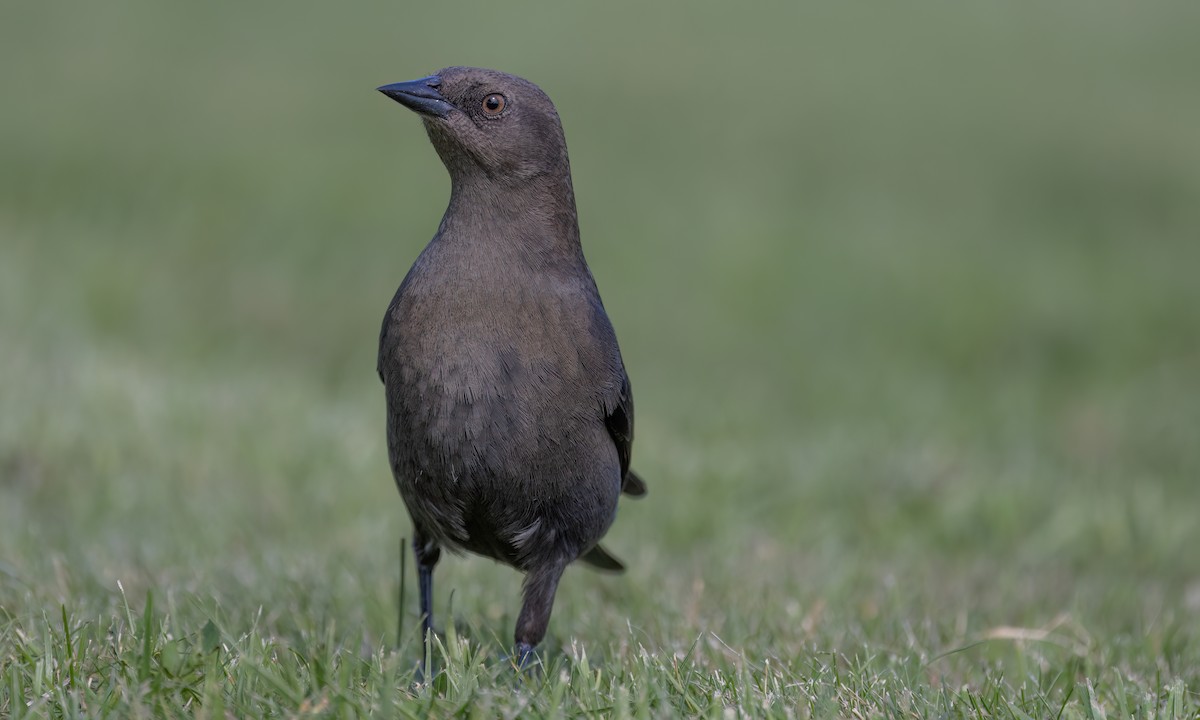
<box><xmin>413</xmin><ymin>656</ymin><xmax>429</xmax><ymax>684</ymax></box>
<box><xmin>506</xmin><ymin>642</ymin><xmax>540</xmax><ymax>673</ymax></box>
<box><xmin>412</xmin><ymin>634</ymin><xmax>441</xmax><ymax>686</ymax></box>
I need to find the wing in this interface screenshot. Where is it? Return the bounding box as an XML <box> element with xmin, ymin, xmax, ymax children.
<box><xmin>376</xmin><ymin>314</ymin><xmax>390</xmax><ymax>383</ymax></box>
<box><xmin>606</xmin><ymin>371</ymin><xmax>647</xmax><ymax>497</ymax></box>
<box><xmin>377</xmin><ymin>288</ymin><xmax>403</xmax><ymax>384</ymax></box>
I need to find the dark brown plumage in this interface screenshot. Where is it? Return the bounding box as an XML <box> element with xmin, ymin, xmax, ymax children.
<box><xmin>375</xmin><ymin>67</ymin><xmax>645</xmax><ymax>666</ymax></box>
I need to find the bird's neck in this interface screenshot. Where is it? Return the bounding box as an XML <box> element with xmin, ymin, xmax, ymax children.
<box><xmin>442</xmin><ymin>172</ymin><xmax>584</xmax><ymax>264</ymax></box>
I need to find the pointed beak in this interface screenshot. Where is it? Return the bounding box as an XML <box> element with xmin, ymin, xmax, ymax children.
<box><xmin>377</xmin><ymin>76</ymin><xmax>454</xmax><ymax>118</ymax></box>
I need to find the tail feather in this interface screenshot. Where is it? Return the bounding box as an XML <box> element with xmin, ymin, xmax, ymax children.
<box><xmin>579</xmin><ymin>544</ymin><xmax>625</xmax><ymax>573</ymax></box>
<box><xmin>622</xmin><ymin>470</ymin><xmax>647</xmax><ymax>497</ymax></box>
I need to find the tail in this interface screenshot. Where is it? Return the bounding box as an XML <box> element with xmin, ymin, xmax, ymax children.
<box><xmin>622</xmin><ymin>470</ymin><xmax>647</xmax><ymax>497</ymax></box>
<box><xmin>580</xmin><ymin>544</ymin><xmax>626</xmax><ymax>573</ymax></box>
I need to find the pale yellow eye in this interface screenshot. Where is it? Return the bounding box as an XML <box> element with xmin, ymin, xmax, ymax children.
<box><xmin>482</xmin><ymin>94</ymin><xmax>506</xmax><ymax>115</ymax></box>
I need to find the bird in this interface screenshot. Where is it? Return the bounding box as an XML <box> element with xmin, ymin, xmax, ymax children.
<box><xmin>375</xmin><ymin>66</ymin><xmax>646</xmax><ymax>667</ymax></box>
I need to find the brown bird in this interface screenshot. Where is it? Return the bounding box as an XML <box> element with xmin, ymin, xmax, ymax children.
<box><xmin>376</xmin><ymin>66</ymin><xmax>645</xmax><ymax>666</ymax></box>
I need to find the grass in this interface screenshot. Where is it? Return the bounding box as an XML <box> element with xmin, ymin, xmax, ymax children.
<box><xmin>2</xmin><ymin>1</ymin><xmax>1200</xmax><ymax>716</ymax></box>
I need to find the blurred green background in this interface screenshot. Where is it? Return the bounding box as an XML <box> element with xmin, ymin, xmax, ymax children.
<box><xmin>2</xmin><ymin>0</ymin><xmax>1199</xmax><ymax>705</ymax></box>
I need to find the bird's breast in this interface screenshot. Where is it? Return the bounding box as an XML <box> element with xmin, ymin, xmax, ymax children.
<box><xmin>383</xmin><ymin>270</ymin><xmax>617</xmax><ymax>472</ymax></box>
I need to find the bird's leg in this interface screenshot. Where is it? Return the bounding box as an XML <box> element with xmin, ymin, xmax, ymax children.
<box><xmin>513</xmin><ymin>557</ymin><xmax>567</xmax><ymax>668</ymax></box>
<box><xmin>413</xmin><ymin>529</ymin><xmax>441</xmax><ymax>675</ymax></box>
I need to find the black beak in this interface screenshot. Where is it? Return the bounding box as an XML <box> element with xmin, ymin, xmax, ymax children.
<box><xmin>378</xmin><ymin>76</ymin><xmax>453</xmax><ymax>118</ymax></box>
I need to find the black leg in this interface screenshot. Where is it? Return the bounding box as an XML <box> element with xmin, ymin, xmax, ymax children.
<box><xmin>413</xmin><ymin>529</ymin><xmax>441</xmax><ymax>674</ymax></box>
<box><xmin>418</xmin><ymin>562</ymin><xmax>435</xmax><ymax>643</ymax></box>
<box><xmin>513</xmin><ymin>557</ymin><xmax>567</xmax><ymax>668</ymax></box>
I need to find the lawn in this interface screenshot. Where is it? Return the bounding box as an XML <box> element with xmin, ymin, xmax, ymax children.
<box><xmin>2</xmin><ymin>2</ymin><xmax>1199</xmax><ymax>717</ymax></box>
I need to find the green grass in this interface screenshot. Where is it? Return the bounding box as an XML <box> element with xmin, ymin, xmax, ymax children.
<box><xmin>3</xmin><ymin>1</ymin><xmax>1200</xmax><ymax>716</ymax></box>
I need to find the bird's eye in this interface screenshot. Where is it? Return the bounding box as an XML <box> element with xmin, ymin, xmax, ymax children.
<box><xmin>482</xmin><ymin>94</ymin><xmax>506</xmax><ymax>115</ymax></box>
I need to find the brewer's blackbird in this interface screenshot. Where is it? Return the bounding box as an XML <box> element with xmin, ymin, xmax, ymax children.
<box><xmin>376</xmin><ymin>67</ymin><xmax>646</xmax><ymax>666</ymax></box>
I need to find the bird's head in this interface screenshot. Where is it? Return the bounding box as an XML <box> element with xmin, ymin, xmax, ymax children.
<box><xmin>379</xmin><ymin>67</ymin><xmax>570</xmax><ymax>187</ymax></box>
